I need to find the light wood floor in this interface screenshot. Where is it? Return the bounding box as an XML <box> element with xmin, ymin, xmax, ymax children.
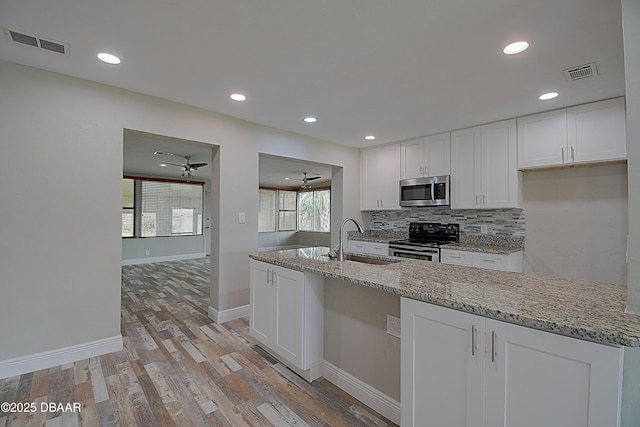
<box><xmin>0</xmin><ymin>258</ymin><xmax>398</xmax><ymax>427</ymax></box>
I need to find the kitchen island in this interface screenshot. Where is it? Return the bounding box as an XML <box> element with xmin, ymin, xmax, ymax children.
<box><xmin>250</xmin><ymin>246</ymin><xmax>640</xmax><ymax>346</ymax></box>
<box><xmin>249</xmin><ymin>247</ymin><xmax>640</xmax><ymax>426</ymax></box>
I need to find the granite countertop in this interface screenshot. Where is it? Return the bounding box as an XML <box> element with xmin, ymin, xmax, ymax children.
<box><xmin>250</xmin><ymin>247</ymin><xmax>640</xmax><ymax>347</ymax></box>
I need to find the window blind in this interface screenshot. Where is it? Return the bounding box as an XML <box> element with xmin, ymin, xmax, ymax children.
<box><xmin>140</xmin><ymin>181</ymin><xmax>203</xmax><ymax>237</ymax></box>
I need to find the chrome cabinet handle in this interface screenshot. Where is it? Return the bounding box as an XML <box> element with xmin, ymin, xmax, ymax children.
<box><xmin>420</xmin><ymin>166</ymin><xmax>424</xmax><ymax>176</ymax></box>
<box><xmin>562</xmin><ymin>147</ymin><xmax>565</xmax><ymax>163</ymax></box>
<box><xmin>571</xmin><ymin>146</ymin><xmax>575</xmax><ymax>161</ymax></box>
<box><xmin>471</xmin><ymin>325</ymin><xmax>476</xmax><ymax>356</ymax></box>
<box><xmin>491</xmin><ymin>331</ymin><xmax>496</xmax><ymax>363</ymax></box>
<box><xmin>266</xmin><ymin>268</ymin><xmax>271</xmax><ymax>284</ymax></box>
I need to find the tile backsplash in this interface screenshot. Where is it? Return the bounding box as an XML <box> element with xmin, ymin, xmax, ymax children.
<box><xmin>367</xmin><ymin>207</ymin><xmax>525</xmax><ymax>237</ymax></box>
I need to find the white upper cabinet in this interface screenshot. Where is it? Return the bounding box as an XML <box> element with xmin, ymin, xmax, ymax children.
<box><xmin>361</xmin><ymin>143</ymin><xmax>401</xmax><ymax>210</ymax></box>
<box><xmin>451</xmin><ymin>119</ymin><xmax>520</xmax><ymax>209</ymax></box>
<box><xmin>567</xmin><ymin>98</ymin><xmax>627</xmax><ymax>164</ymax></box>
<box><xmin>400</xmin><ymin>133</ymin><xmax>451</xmax><ymax>179</ymax></box>
<box><xmin>518</xmin><ymin>97</ymin><xmax>626</xmax><ymax>169</ymax></box>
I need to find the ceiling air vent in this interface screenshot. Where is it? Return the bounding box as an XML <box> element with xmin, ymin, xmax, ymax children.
<box><xmin>3</xmin><ymin>27</ymin><xmax>68</xmax><ymax>55</ymax></box>
<box><xmin>563</xmin><ymin>63</ymin><xmax>598</xmax><ymax>82</ymax></box>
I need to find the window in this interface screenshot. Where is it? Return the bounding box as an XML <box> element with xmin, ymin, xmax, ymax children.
<box><xmin>259</xmin><ymin>189</ymin><xmax>276</xmax><ymax>232</ymax></box>
<box><xmin>278</xmin><ymin>190</ymin><xmax>297</xmax><ymax>231</ymax></box>
<box><xmin>298</xmin><ymin>189</ymin><xmax>330</xmax><ymax>232</ymax></box>
<box><xmin>122</xmin><ymin>178</ymin><xmax>135</xmax><ymax>237</ymax></box>
<box><xmin>258</xmin><ymin>188</ymin><xmax>330</xmax><ymax>233</ymax></box>
<box><xmin>122</xmin><ymin>177</ymin><xmax>204</xmax><ymax>238</ymax></box>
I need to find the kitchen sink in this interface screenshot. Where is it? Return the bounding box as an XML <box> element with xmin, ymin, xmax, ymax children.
<box><xmin>344</xmin><ymin>254</ymin><xmax>400</xmax><ymax>265</ymax></box>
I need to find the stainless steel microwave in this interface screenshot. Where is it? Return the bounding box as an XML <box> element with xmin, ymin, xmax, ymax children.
<box><xmin>399</xmin><ymin>175</ymin><xmax>450</xmax><ymax>207</ymax></box>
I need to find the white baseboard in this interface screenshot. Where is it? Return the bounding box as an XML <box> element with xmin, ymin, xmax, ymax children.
<box><xmin>0</xmin><ymin>335</ymin><xmax>123</xmax><ymax>379</ymax></box>
<box><xmin>208</xmin><ymin>305</ymin><xmax>250</xmax><ymax>324</ymax></box>
<box><xmin>322</xmin><ymin>361</ymin><xmax>401</xmax><ymax>425</ymax></box>
<box><xmin>121</xmin><ymin>253</ymin><xmax>207</xmax><ymax>266</ymax></box>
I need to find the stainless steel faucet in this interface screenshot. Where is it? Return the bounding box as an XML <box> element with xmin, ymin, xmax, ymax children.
<box><xmin>338</xmin><ymin>217</ymin><xmax>364</xmax><ymax>261</ymax></box>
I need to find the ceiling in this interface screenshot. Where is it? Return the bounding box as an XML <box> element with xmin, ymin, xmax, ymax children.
<box><xmin>123</xmin><ymin>131</ymin><xmax>214</xmax><ymax>182</ymax></box>
<box><xmin>0</xmin><ymin>0</ymin><xmax>625</xmax><ymax>148</ymax></box>
<box><xmin>124</xmin><ymin>131</ymin><xmax>333</xmax><ymax>187</ymax></box>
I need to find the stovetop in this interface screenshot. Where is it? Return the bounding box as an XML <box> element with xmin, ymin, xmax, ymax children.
<box><xmin>389</xmin><ymin>222</ymin><xmax>459</xmax><ymax>248</ymax></box>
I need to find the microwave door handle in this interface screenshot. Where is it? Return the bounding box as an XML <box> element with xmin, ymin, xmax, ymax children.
<box><xmin>431</xmin><ymin>182</ymin><xmax>435</xmax><ymax>201</ymax></box>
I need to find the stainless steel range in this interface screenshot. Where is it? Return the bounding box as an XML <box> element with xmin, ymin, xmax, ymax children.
<box><xmin>388</xmin><ymin>222</ymin><xmax>459</xmax><ymax>262</ymax></box>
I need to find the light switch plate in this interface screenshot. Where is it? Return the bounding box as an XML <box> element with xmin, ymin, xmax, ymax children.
<box><xmin>239</xmin><ymin>212</ymin><xmax>246</xmax><ymax>223</ymax></box>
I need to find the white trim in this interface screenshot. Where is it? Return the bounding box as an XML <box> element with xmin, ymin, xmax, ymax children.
<box><xmin>0</xmin><ymin>335</ymin><xmax>123</xmax><ymax>379</ymax></box>
<box><xmin>121</xmin><ymin>253</ymin><xmax>206</xmax><ymax>265</ymax></box>
<box><xmin>208</xmin><ymin>304</ymin><xmax>250</xmax><ymax>324</ymax></box>
<box><xmin>322</xmin><ymin>360</ymin><xmax>401</xmax><ymax>425</ymax></box>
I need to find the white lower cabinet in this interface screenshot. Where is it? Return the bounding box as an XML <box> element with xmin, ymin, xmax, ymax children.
<box><xmin>440</xmin><ymin>248</ymin><xmax>524</xmax><ymax>272</ymax></box>
<box><xmin>249</xmin><ymin>260</ymin><xmax>323</xmax><ymax>378</ymax></box>
<box><xmin>401</xmin><ymin>298</ymin><xmax>623</xmax><ymax>427</ymax></box>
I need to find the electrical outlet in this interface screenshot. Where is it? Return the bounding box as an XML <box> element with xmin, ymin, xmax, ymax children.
<box><xmin>387</xmin><ymin>314</ymin><xmax>401</xmax><ymax>338</ymax></box>
<box><xmin>480</xmin><ymin>224</ymin><xmax>488</xmax><ymax>234</ymax></box>
<box><xmin>145</xmin><ymin>250</ymin><xmax>150</xmax><ymax>256</ymax></box>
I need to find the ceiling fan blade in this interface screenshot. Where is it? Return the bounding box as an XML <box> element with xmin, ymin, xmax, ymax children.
<box><xmin>305</xmin><ymin>176</ymin><xmax>321</xmax><ymax>181</ymax></box>
<box><xmin>189</xmin><ymin>162</ymin><xmax>208</xmax><ymax>168</ymax></box>
<box><xmin>164</xmin><ymin>162</ymin><xmax>186</xmax><ymax>167</ymax></box>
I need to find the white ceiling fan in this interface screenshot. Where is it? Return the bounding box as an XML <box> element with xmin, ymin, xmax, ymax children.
<box><xmin>286</xmin><ymin>172</ymin><xmax>321</xmax><ymax>189</ymax></box>
<box><xmin>163</xmin><ymin>155</ymin><xmax>208</xmax><ymax>181</ymax></box>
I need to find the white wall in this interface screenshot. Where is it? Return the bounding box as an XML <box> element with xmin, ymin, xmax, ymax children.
<box><xmin>122</xmin><ymin>235</ymin><xmax>205</xmax><ymax>264</ymax></box>
<box><xmin>0</xmin><ymin>60</ymin><xmax>361</xmax><ymax>368</ymax></box>
<box><xmin>522</xmin><ymin>164</ymin><xmax>628</xmax><ymax>285</ymax></box>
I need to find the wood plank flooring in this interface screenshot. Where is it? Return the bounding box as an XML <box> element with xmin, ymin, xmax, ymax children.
<box><xmin>0</xmin><ymin>258</ymin><xmax>398</xmax><ymax>427</ymax></box>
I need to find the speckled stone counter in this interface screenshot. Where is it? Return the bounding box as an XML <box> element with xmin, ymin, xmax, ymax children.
<box><xmin>444</xmin><ymin>242</ymin><xmax>523</xmax><ymax>255</ymax></box>
<box><xmin>250</xmin><ymin>247</ymin><xmax>640</xmax><ymax>347</ymax></box>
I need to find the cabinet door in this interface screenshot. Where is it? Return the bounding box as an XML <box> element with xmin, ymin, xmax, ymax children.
<box><xmin>481</xmin><ymin>119</ymin><xmax>519</xmax><ymax>208</ymax></box>
<box><xmin>451</xmin><ymin>127</ymin><xmax>482</xmax><ymax>209</ymax></box>
<box><xmin>424</xmin><ymin>132</ymin><xmax>451</xmax><ymax>176</ymax></box>
<box><xmin>568</xmin><ymin>97</ymin><xmax>626</xmax><ymax>164</ymax></box>
<box><xmin>485</xmin><ymin>319</ymin><xmax>623</xmax><ymax>427</ymax></box>
<box><xmin>249</xmin><ymin>260</ymin><xmax>273</xmax><ymax>346</ymax></box>
<box><xmin>400</xmin><ymin>138</ymin><xmax>426</xmax><ymax>179</ymax></box>
<box><xmin>517</xmin><ymin>109</ymin><xmax>567</xmax><ymax>169</ymax></box>
<box><xmin>361</xmin><ymin>148</ymin><xmax>383</xmax><ymax>210</ymax></box>
<box><xmin>401</xmin><ymin>298</ymin><xmax>485</xmax><ymax>427</ymax></box>
<box><xmin>361</xmin><ymin>144</ymin><xmax>401</xmax><ymax>210</ymax></box>
<box><xmin>272</xmin><ymin>266</ymin><xmax>305</xmax><ymax>368</ymax></box>
<box><xmin>380</xmin><ymin>144</ymin><xmax>401</xmax><ymax>210</ymax></box>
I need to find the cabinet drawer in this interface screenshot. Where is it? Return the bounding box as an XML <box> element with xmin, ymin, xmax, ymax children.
<box><xmin>473</xmin><ymin>253</ymin><xmax>509</xmax><ymax>271</ymax></box>
<box><xmin>440</xmin><ymin>249</ymin><xmax>473</xmax><ymax>266</ymax></box>
<box><xmin>348</xmin><ymin>240</ymin><xmax>389</xmax><ymax>256</ymax></box>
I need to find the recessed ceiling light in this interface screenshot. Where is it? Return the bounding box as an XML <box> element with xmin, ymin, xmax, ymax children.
<box><xmin>503</xmin><ymin>41</ymin><xmax>529</xmax><ymax>55</ymax></box>
<box><xmin>230</xmin><ymin>93</ymin><xmax>246</xmax><ymax>102</ymax></box>
<box><xmin>365</xmin><ymin>135</ymin><xmax>376</xmax><ymax>141</ymax></box>
<box><xmin>97</xmin><ymin>52</ymin><xmax>121</xmax><ymax>64</ymax></box>
<box><xmin>539</xmin><ymin>92</ymin><xmax>559</xmax><ymax>100</ymax></box>
<box><xmin>159</xmin><ymin>163</ymin><xmax>167</xmax><ymax>167</ymax></box>
<box><xmin>303</xmin><ymin>116</ymin><xmax>317</xmax><ymax>123</ymax></box>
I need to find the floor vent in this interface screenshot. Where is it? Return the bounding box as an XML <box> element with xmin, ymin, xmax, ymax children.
<box><xmin>563</xmin><ymin>63</ymin><xmax>598</xmax><ymax>82</ymax></box>
<box><xmin>3</xmin><ymin>27</ymin><xmax>68</xmax><ymax>55</ymax></box>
